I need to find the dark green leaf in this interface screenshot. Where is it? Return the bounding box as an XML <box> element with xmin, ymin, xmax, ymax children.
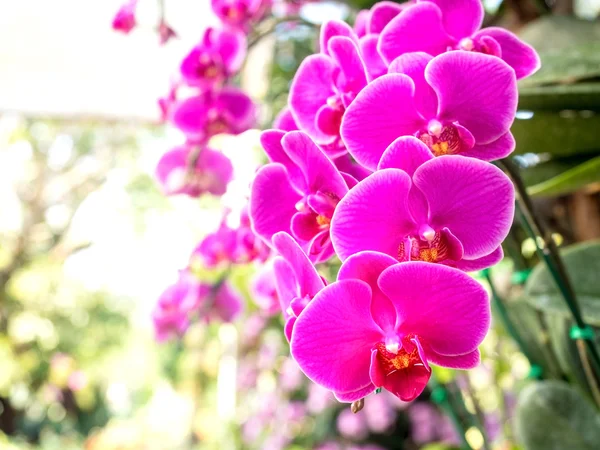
<box><xmin>525</xmin><ymin>240</ymin><xmax>600</xmax><ymax>325</ymax></box>
<box><xmin>527</xmin><ymin>155</ymin><xmax>600</xmax><ymax>196</ymax></box>
<box><xmin>515</xmin><ymin>380</ymin><xmax>600</xmax><ymax>450</ymax></box>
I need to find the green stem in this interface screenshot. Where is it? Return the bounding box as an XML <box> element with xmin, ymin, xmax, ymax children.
<box><xmin>499</xmin><ymin>159</ymin><xmax>600</xmax><ymax>376</ymax></box>
<box><xmin>430</xmin><ymin>374</ymin><xmax>473</xmax><ymax>450</ymax></box>
<box><xmin>483</xmin><ymin>269</ymin><xmax>539</xmax><ymax>373</ymax></box>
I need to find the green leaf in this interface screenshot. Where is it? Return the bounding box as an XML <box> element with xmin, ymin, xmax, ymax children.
<box><xmin>518</xmin><ymin>83</ymin><xmax>600</xmax><ymax>112</ymax></box>
<box><xmin>527</xmin><ymin>155</ymin><xmax>600</xmax><ymax>197</ymax></box>
<box><xmin>519</xmin><ymin>43</ymin><xmax>600</xmax><ymax>88</ymax></box>
<box><xmin>525</xmin><ymin>240</ymin><xmax>600</xmax><ymax>325</ymax></box>
<box><xmin>512</xmin><ymin>112</ymin><xmax>600</xmax><ymax>158</ymax></box>
<box><xmin>519</xmin><ymin>155</ymin><xmax>595</xmax><ymax>188</ymax></box>
<box><xmin>519</xmin><ymin>16</ymin><xmax>600</xmax><ymax>53</ymax></box>
<box><xmin>515</xmin><ymin>381</ymin><xmax>600</xmax><ymax>450</ymax></box>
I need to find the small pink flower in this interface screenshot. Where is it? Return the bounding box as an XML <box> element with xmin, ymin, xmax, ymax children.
<box><xmin>250</xmin><ymin>130</ymin><xmax>351</xmax><ymax>262</ymax></box>
<box><xmin>341</xmin><ymin>51</ymin><xmax>518</xmax><ymax>169</ymax></box>
<box><xmin>291</xmin><ymin>254</ymin><xmax>490</xmax><ymax>402</ymax></box>
<box><xmin>158</xmin><ymin>78</ymin><xmax>180</xmax><ymax>122</ymax></box>
<box><xmin>271</xmin><ymin>232</ymin><xmax>326</xmax><ymax>340</ymax></box>
<box><xmin>158</xmin><ymin>21</ymin><xmax>177</xmax><ymax>45</ymax></box>
<box><xmin>211</xmin><ymin>0</ymin><xmax>270</xmax><ymax>30</ymax></box>
<box><xmin>378</xmin><ymin>0</ymin><xmax>540</xmax><ymax>80</ymax></box>
<box><xmin>172</xmin><ymin>88</ymin><xmax>256</xmax><ymax>143</ymax></box>
<box><xmin>251</xmin><ymin>263</ymin><xmax>280</xmax><ymax>315</ymax></box>
<box><xmin>180</xmin><ymin>27</ymin><xmax>246</xmax><ymax>89</ymax></box>
<box><xmin>152</xmin><ymin>271</ymin><xmax>209</xmax><ymax>342</ymax></box>
<box><xmin>209</xmin><ymin>281</ymin><xmax>244</xmax><ymax>322</ymax></box>
<box><xmin>112</xmin><ymin>0</ymin><xmax>137</xmax><ymax>34</ymax></box>
<box><xmin>337</xmin><ymin>408</ymin><xmax>368</xmax><ymax>440</ymax></box>
<box><xmin>191</xmin><ymin>219</ymin><xmax>238</xmax><ymax>268</ymax></box>
<box><xmin>155</xmin><ymin>145</ymin><xmax>233</xmax><ymax>197</ymax></box>
<box><xmin>331</xmin><ymin>137</ymin><xmax>513</xmax><ymax>270</ymax></box>
<box><xmin>288</xmin><ymin>20</ymin><xmax>368</xmax><ymax>155</ymax></box>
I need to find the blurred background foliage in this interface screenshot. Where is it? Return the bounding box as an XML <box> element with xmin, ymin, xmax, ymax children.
<box><xmin>1</xmin><ymin>0</ymin><xmax>600</xmax><ymax>449</ymax></box>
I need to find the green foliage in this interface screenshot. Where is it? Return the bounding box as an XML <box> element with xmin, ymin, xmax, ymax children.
<box><xmin>527</xmin><ymin>155</ymin><xmax>600</xmax><ymax>197</ymax></box>
<box><xmin>524</xmin><ymin>240</ymin><xmax>600</xmax><ymax>325</ymax></box>
<box><xmin>515</xmin><ymin>381</ymin><xmax>600</xmax><ymax>450</ymax></box>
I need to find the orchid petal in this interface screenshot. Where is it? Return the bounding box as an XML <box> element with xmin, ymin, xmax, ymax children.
<box><xmin>427</xmin><ymin>0</ymin><xmax>484</xmax><ymax>39</ymax></box>
<box><xmin>388</xmin><ymin>52</ymin><xmax>437</xmax><ymax>119</ymax></box>
<box><xmin>291</xmin><ymin>279</ymin><xmax>383</xmax><ymax>393</ymax></box>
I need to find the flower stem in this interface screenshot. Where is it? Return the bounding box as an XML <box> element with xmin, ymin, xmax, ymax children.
<box><xmin>483</xmin><ymin>269</ymin><xmax>540</xmax><ymax>375</ymax></box>
<box><xmin>430</xmin><ymin>374</ymin><xmax>473</xmax><ymax>450</ymax></box>
<box><xmin>499</xmin><ymin>159</ymin><xmax>600</xmax><ymax>376</ymax></box>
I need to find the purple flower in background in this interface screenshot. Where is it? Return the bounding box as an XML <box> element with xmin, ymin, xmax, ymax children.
<box><xmin>158</xmin><ymin>21</ymin><xmax>177</xmax><ymax>45</ymax></box>
<box><xmin>291</xmin><ymin>255</ymin><xmax>490</xmax><ymax>402</ymax></box>
<box><xmin>332</xmin><ymin>139</ymin><xmax>513</xmax><ymax>270</ymax></box>
<box><xmin>158</xmin><ymin>78</ymin><xmax>180</xmax><ymax>122</ymax></box>
<box><xmin>250</xmin><ymin>130</ymin><xmax>350</xmax><ymax>262</ymax></box>
<box><xmin>341</xmin><ymin>51</ymin><xmax>518</xmax><ymax>170</ymax></box>
<box><xmin>337</xmin><ymin>408</ymin><xmax>369</xmax><ymax>440</ymax></box>
<box><xmin>378</xmin><ymin>0</ymin><xmax>540</xmax><ymax>79</ymax></box>
<box><xmin>180</xmin><ymin>27</ymin><xmax>246</xmax><ymax>89</ymax></box>
<box><xmin>112</xmin><ymin>0</ymin><xmax>137</xmax><ymax>34</ymax></box>
<box><xmin>251</xmin><ymin>263</ymin><xmax>280</xmax><ymax>315</ymax></box>
<box><xmin>155</xmin><ymin>145</ymin><xmax>233</xmax><ymax>197</ymax></box>
<box><xmin>211</xmin><ymin>0</ymin><xmax>270</xmax><ymax>30</ymax></box>
<box><xmin>289</xmin><ymin>21</ymin><xmax>368</xmax><ymax>156</ymax></box>
<box><xmin>152</xmin><ymin>271</ymin><xmax>208</xmax><ymax>342</ymax></box>
<box><xmin>208</xmin><ymin>281</ymin><xmax>244</xmax><ymax>322</ymax></box>
<box><xmin>271</xmin><ymin>232</ymin><xmax>326</xmax><ymax>341</ymax></box>
<box><xmin>307</xmin><ymin>383</ymin><xmax>336</xmax><ymax>414</ymax></box>
<box><xmin>235</xmin><ymin>206</ymin><xmax>271</xmax><ymax>263</ymax></box>
<box><xmin>191</xmin><ymin>219</ymin><xmax>238</xmax><ymax>268</ymax></box>
<box><xmin>172</xmin><ymin>88</ymin><xmax>256</xmax><ymax>143</ymax></box>
<box><xmin>363</xmin><ymin>391</ymin><xmax>398</xmax><ymax>432</ymax></box>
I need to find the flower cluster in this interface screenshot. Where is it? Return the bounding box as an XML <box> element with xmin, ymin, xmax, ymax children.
<box><xmin>248</xmin><ymin>0</ymin><xmax>539</xmax><ymax>404</ymax></box>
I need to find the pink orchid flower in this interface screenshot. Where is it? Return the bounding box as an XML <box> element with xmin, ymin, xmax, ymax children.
<box><xmin>273</xmin><ymin>107</ymin><xmax>299</xmax><ymax>132</ymax></box>
<box><xmin>192</xmin><ymin>207</ymin><xmax>270</xmax><ymax>267</ymax></box>
<box><xmin>291</xmin><ymin>253</ymin><xmax>490</xmax><ymax>402</ymax></box>
<box><xmin>171</xmin><ymin>88</ymin><xmax>256</xmax><ymax>143</ymax></box>
<box><xmin>211</xmin><ymin>0</ymin><xmax>270</xmax><ymax>30</ymax></box>
<box><xmin>180</xmin><ymin>27</ymin><xmax>247</xmax><ymax>89</ymax></box>
<box><xmin>112</xmin><ymin>0</ymin><xmax>137</xmax><ymax>34</ymax></box>
<box><xmin>378</xmin><ymin>0</ymin><xmax>540</xmax><ymax>80</ymax></box>
<box><xmin>155</xmin><ymin>145</ymin><xmax>233</xmax><ymax>197</ymax></box>
<box><xmin>158</xmin><ymin>21</ymin><xmax>177</xmax><ymax>45</ymax></box>
<box><xmin>250</xmin><ymin>130</ymin><xmax>351</xmax><ymax>263</ymax></box>
<box><xmin>152</xmin><ymin>270</ymin><xmax>209</xmax><ymax>342</ymax></box>
<box><xmin>331</xmin><ymin>137</ymin><xmax>514</xmax><ymax>271</ymax></box>
<box><xmin>341</xmin><ymin>51</ymin><xmax>517</xmax><ymax>170</ymax></box>
<box><xmin>209</xmin><ymin>281</ymin><xmax>244</xmax><ymax>323</ymax></box>
<box><xmin>288</xmin><ymin>20</ymin><xmax>368</xmax><ymax>156</ymax></box>
<box><xmin>271</xmin><ymin>232</ymin><xmax>326</xmax><ymax>340</ymax></box>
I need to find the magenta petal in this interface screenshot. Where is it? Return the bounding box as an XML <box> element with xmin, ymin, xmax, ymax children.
<box><xmin>171</xmin><ymin>96</ymin><xmax>208</xmax><ymax>138</ymax></box>
<box><xmin>334</xmin><ymin>384</ymin><xmax>375</xmax><ymax>403</ymax></box>
<box><xmin>273</xmin><ymin>257</ymin><xmax>297</xmax><ymax>319</ymax></box>
<box><xmin>338</xmin><ymin>251</ymin><xmax>398</xmax><ymax>332</ymax></box>
<box><xmin>282</xmin><ymin>131</ymin><xmax>348</xmax><ymax>198</ymax></box>
<box><xmin>331</xmin><ymin>169</ymin><xmax>414</xmax><ymax>261</ymax></box>
<box><xmin>289</xmin><ymin>55</ymin><xmax>337</xmax><ymax>143</ymax></box>
<box><xmin>388</xmin><ymin>52</ymin><xmax>437</xmax><ymax>119</ymax></box>
<box><xmin>212</xmin><ymin>281</ymin><xmax>244</xmax><ymax>322</ymax></box>
<box><xmin>378</xmin><ymin>136</ymin><xmax>434</xmax><ymax>176</ymax></box>
<box><xmin>379</xmin><ymin>262</ymin><xmax>490</xmax><ymax>355</ymax></box>
<box><xmin>414</xmin><ymin>156</ymin><xmax>514</xmax><ymax>259</ymax></box>
<box><xmin>273</xmin><ymin>107</ymin><xmax>299</xmax><ymax>132</ymax></box>
<box><xmin>320</xmin><ymin>20</ymin><xmax>357</xmax><ymax>55</ymax></box>
<box><xmin>474</xmin><ymin>27</ymin><xmax>541</xmax><ymax>80</ymax></box>
<box><xmin>216</xmin><ymin>87</ymin><xmax>256</xmax><ymax>132</ymax></box>
<box><xmin>426</xmin><ymin>52</ymin><xmax>518</xmax><ymax>144</ymax></box>
<box><xmin>273</xmin><ymin>232</ymin><xmax>325</xmax><ymax>298</ymax></box>
<box><xmin>341</xmin><ymin>74</ymin><xmax>424</xmax><ymax>171</ymax></box>
<box><xmin>197</xmin><ymin>148</ymin><xmax>234</xmax><ymax>196</ymax></box>
<box><xmin>290</xmin><ymin>279</ymin><xmax>383</xmax><ymax>393</ymax></box>
<box><xmin>291</xmin><ymin>212</ymin><xmax>322</xmax><ymax>242</ymax></box>
<box><xmin>462</xmin><ymin>131</ymin><xmax>516</xmax><ymax>162</ymax></box>
<box><xmin>250</xmin><ymin>163</ymin><xmax>303</xmax><ymax>246</ymax></box>
<box><xmin>369</xmin><ymin>347</ymin><xmax>430</xmax><ymax>402</ymax></box>
<box><xmin>455</xmin><ymin>246</ymin><xmax>503</xmax><ymax>272</ymax></box>
<box><xmin>354</xmin><ymin>9</ymin><xmax>369</xmax><ymax>37</ymax></box>
<box><xmin>307</xmin><ymin>230</ymin><xmax>336</xmax><ymax>263</ymax></box>
<box><xmin>328</xmin><ymin>37</ymin><xmax>368</xmax><ymax>93</ymax></box>
<box><xmin>260</xmin><ymin>130</ymin><xmax>307</xmax><ymax>191</ymax></box>
<box><xmin>359</xmin><ymin>35</ymin><xmax>388</xmax><ymax>80</ymax></box>
<box><xmin>368</xmin><ymin>1</ymin><xmax>405</xmax><ymax>34</ymax></box>
<box><xmin>427</xmin><ymin>348</ymin><xmax>481</xmax><ymax>369</ymax></box>
<box><xmin>378</xmin><ymin>2</ymin><xmax>451</xmax><ymax>64</ymax></box>
<box><xmin>428</xmin><ymin>0</ymin><xmax>483</xmax><ymax>39</ymax></box>
<box><xmin>217</xmin><ymin>27</ymin><xmax>247</xmax><ymax>73</ymax></box>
